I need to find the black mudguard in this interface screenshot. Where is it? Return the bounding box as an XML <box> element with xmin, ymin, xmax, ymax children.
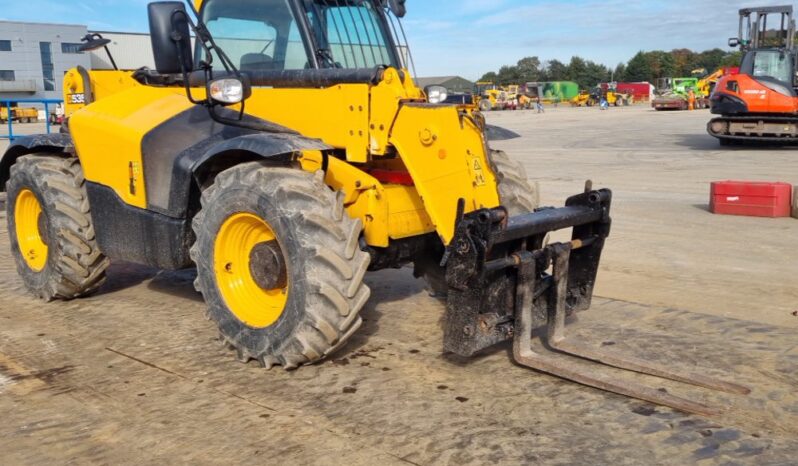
<box><xmin>0</xmin><ymin>133</ymin><xmax>74</xmax><ymax>191</ymax></box>
<box><xmin>141</xmin><ymin>106</ymin><xmax>331</xmax><ymax>218</ymax></box>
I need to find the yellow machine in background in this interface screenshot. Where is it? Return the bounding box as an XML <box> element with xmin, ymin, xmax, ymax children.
<box><xmin>0</xmin><ymin>106</ymin><xmax>39</xmax><ymax>123</ymax></box>
<box><xmin>476</xmin><ymin>82</ymin><xmax>526</xmax><ymax>110</ymax></box>
<box><xmin>695</xmin><ymin>68</ymin><xmax>725</xmax><ymax>97</ymax></box>
<box><xmin>0</xmin><ymin>0</ymin><xmax>741</xmax><ymax>415</ymax></box>
<box><xmin>571</xmin><ymin>87</ymin><xmax>630</xmax><ymax>107</ymax></box>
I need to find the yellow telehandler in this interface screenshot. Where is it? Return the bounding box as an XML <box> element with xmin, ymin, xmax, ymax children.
<box><xmin>0</xmin><ymin>0</ymin><xmax>746</xmax><ymax>415</ymax></box>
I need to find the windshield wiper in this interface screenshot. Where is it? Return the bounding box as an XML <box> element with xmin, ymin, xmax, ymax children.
<box><xmin>316</xmin><ymin>48</ymin><xmax>339</xmax><ymax>68</ymax></box>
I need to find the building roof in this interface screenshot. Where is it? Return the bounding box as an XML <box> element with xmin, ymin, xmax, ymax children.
<box><xmin>0</xmin><ymin>20</ymin><xmax>86</xmax><ymax>28</ymax></box>
<box><xmin>89</xmin><ymin>30</ymin><xmax>152</xmax><ymax>37</ymax></box>
<box><xmin>415</xmin><ymin>76</ymin><xmax>473</xmax><ymax>87</ymax></box>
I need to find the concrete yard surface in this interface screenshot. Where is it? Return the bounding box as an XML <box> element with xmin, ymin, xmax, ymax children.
<box><xmin>1</xmin><ymin>107</ymin><xmax>797</xmax><ymax>464</ymax></box>
<box><xmin>491</xmin><ymin>106</ymin><xmax>798</xmax><ymax>328</ymax></box>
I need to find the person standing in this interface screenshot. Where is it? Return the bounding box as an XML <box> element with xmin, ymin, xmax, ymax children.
<box><xmin>536</xmin><ymin>97</ymin><xmax>544</xmax><ymax>113</ymax></box>
<box><xmin>688</xmin><ymin>88</ymin><xmax>696</xmax><ymax>111</ymax></box>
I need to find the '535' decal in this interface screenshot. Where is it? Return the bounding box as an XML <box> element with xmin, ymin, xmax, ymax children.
<box><xmin>68</xmin><ymin>94</ymin><xmax>86</xmax><ymax>104</ymax></box>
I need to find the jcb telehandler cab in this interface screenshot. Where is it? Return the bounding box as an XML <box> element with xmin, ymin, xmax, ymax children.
<box><xmin>1</xmin><ymin>0</ymin><xmax>747</xmax><ymax>414</ymax></box>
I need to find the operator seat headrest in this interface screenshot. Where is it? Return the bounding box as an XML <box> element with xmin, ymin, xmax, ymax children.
<box><xmin>240</xmin><ymin>53</ymin><xmax>276</xmax><ymax>71</ymax></box>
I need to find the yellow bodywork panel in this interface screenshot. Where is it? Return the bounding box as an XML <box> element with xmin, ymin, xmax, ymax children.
<box><xmin>245</xmin><ymin>85</ymin><xmax>371</xmax><ymax>163</ymax></box>
<box><xmin>368</xmin><ymin>68</ymin><xmax>425</xmax><ymax>156</ymax></box>
<box><xmin>64</xmin><ymin>63</ymin><xmax>496</xmax><ymax>246</ymax></box>
<box><xmin>300</xmin><ymin>151</ymin><xmax>434</xmax><ymax>247</ymax></box>
<box><xmin>390</xmin><ymin>104</ymin><xmax>500</xmax><ymax>243</ymax></box>
<box><xmin>68</xmin><ymin>85</ymin><xmax>195</xmax><ymax>208</ymax></box>
<box><xmin>63</xmin><ymin>70</ymin><xmax>139</xmax><ymax>116</ymax></box>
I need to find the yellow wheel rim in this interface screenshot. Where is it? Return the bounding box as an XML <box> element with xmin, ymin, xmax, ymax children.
<box><xmin>14</xmin><ymin>189</ymin><xmax>48</xmax><ymax>272</ymax></box>
<box><xmin>214</xmin><ymin>213</ymin><xmax>289</xmax><ymax>328</ymax></box>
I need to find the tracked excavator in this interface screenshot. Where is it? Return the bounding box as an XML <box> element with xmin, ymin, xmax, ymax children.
<box><xmin>709</xmin><ymin>5</ymin><xmax>798</xmax><ymax>144</ymax></box>
<box><xmin>1</xmin><ymin>0</ymin><xmax>748</xmax><ymax>415</ymax></box>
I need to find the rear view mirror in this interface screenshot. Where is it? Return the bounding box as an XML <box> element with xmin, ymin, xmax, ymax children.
<box><xmin>78</xmin><ymin>33</ymin><xmax>111</xmax><ymax>52</ymax></box>
<box><xmin>728</xmin><ymin>37</ymin><xmax>740</xmax><ymax>48</ymax></box>
<box><xmin>148</xmin><ymin>2</ymin><xmax>194</xmax><ymax>74</ymax></box>
<box><xmin>388</xmin><ymin>0</ymin><xmax>407</xmax><ymax>18</ymax></box>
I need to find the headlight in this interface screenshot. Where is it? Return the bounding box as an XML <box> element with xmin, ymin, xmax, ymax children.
<box><xmin>209</xmin><ymin>78</ymin><xmax>246</xmax><ymax>105</ymax></box>
<box><xmin>425</xmin><ymin>85</ymin><xmax>448</xmax><ymax>104</ymax></box>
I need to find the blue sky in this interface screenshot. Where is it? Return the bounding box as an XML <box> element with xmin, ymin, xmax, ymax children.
<box><xmin>0</xmin><ymin>0</ymin><xmax>791</xmax><ymax>79</ymax></box>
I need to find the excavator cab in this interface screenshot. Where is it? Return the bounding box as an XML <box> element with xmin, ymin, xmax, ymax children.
<box><xmin>740</xmin><ymin>48</ymin><xmax>796</xmax><ymax>88</ymax></box>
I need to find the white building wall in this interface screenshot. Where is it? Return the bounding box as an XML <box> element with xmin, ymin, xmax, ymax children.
<box><xmin>88</xmin><ymin>31</ymin><xmax>156</xmax><ymax>70</ymax></box>
<box><xmin>0</xmin><ymin>21</ymin><xmax>90</xmax><ymax>102</ymax></box>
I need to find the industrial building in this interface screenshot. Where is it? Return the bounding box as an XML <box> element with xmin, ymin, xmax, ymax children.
<box><xmin>415</xmin><ymin>76</ymin><xmax>475</xmax><ymax>94</ymax></box>
<box><xmin>0</xmin><ymin>21</ymin><xmax>91</xmax><ymax>102</ymax></box>
<box><xmin>88</xmin><ymin>31</ymin><xmax>156</xmax><ymax>70</ymax></box>
<box><xmin>0</xmin><ymin>21</ymin><xmax>155</xmax><ymax>104</ymax></box>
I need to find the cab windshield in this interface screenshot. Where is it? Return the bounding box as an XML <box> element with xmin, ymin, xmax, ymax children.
<box><xmin>198</xmin><ymin>0</ymin><xmax>399</xmax><ymax>72</ymax></box>
<box><xmin>305</xmin><ymin>0</ymin><xmax>398</xmax><ymax>69</ymax></box>
<box><xmin>749</xmin><ymin>51</ymin><xmax>793</xmax><ymax>83</ymax></box>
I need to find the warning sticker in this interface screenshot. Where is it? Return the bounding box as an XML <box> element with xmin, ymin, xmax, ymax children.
<box><xmin>468</xmin><ymin>155</ymin><xmax>487</xmax><ymax>186</ymax></box>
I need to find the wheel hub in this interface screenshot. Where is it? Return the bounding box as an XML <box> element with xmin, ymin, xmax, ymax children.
<box><xmin>249</xmin><ymin>240</ymin><xmax>287</xmax><ymax>291</ymax></box>
<box><xmin>213</xmin><ymin>212</ymin><xmax>289</xmax><ymax>328</ymax></box>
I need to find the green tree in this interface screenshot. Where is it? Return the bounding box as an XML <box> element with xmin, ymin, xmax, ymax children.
<box><xmin>695</xmin><ymin>48</ymin><xmax>727</xmax><ymax>73</ymax></box>
<box><xmin>496</xmin><ymin>65</ymin><xmax>521</xmax><ymax>85</ymax></box>
<box><xmin>516</xmin><ymin>56</ymin><xmax>542</xmax><ymax>83</ymax></box>
<box><xmin>566</xmin><ymin>56</ymin><xmax>587</xmax><ymax>83</ymax></box>
<box><xmin>613</xmin><ymin>63</ymin><xmax>626</xmax><ymax>82</ymax></box>
<box><xmin>478</xmin><ymin>71</ymin><xmax>498</xmax><ymax>82</ymax></box>
<box><xmin>670</xmin><ymin>48</ymin><xmax>699</xmax><ymax>76</ymax></box>
<box><xmin>720</xmin><ymin>51</ymin><xmax>743</xmax><ymax>68</ymax></box>
<box><xmin>624</xmin><ymin>51</ymin><xmax>651</xmax><ymax>82</ymax></box>
<box><xmin>544</xmin><ymin>59</ymin><xmax>568</xmax><ymax>81</ymax></box>
<box><xmin>647</xmin><ymin>51</ymin><xmax>675</xmax><ymax>81</ymax></box>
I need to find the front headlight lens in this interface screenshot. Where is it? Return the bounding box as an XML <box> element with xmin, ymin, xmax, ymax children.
<box><xmin>209</xmin><ymin>78</ymin><xmax>245</xmax><ymax>105</ymax></box>
<box><xmin>425</xmin><ymin>85</ymin><xmax>448</xmax><ymax>104</ymax></box>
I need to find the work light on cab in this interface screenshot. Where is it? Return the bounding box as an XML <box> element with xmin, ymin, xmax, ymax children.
<box><xmin>209</xmin><ymin>77</ymin><xmax>250</xmax><ymax>105</ymax></box>
<box><xmin>425</xmin><ymin>85</ymin><xmax>448</xmax><ymax>104</ymax></box>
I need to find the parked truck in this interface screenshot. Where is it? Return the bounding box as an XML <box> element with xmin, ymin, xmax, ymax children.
<box><xmin>0</xmin><ymin>106</ymin><xmax>40</xmax><ymax>123</ymax></box>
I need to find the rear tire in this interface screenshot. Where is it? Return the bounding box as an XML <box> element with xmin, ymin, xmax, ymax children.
<box><xmin>191</xmin><ymin>163</ymin><xmax>371</xmax><ymax>369</ymax></box>
<box><xmin>416</xmin><ymin>149</ymin><xmax>539</xmax><ymax>296</ymax></box>
<box><xmin>6</xmin><ymin>154</ymin><xmax>109</xmax><ymax>301</ymax></box>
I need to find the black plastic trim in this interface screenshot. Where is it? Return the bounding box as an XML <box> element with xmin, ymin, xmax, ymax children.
<box><xmin>86</xmin><ymin>181</ymin><xmax>194</xmax><ymax>270</ymax></box>
<box><xmin>710</xmin><ymin>92</ymin><xmax>749</xmax><ymax>115</ymax></box>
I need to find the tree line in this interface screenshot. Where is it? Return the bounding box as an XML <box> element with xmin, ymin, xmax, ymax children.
<box><xmin>479</xmin><ymin>49</ymin><xmax>743</xmax><ymax>89</ymax></box>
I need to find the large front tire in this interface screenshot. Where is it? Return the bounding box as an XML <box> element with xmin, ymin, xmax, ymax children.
<box><xmin>191</xmin><ymin>163</ymin><xmax>371</xmax><ymax>369</ymax></box>
<box><xmin>6</xmin><ymin>154</ymin><xmax>109</xmax><ymax>301</ymax></box>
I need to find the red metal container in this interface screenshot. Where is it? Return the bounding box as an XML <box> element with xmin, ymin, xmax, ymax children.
<box><xmin>710</xmin><ymin>181</ymin><xmax>793</xmax><ymax>218</ymax></box>
<box><xmin>600</xmin><ymin>82</ymin><xmax>654</xmax><ymax>101</ymax></box>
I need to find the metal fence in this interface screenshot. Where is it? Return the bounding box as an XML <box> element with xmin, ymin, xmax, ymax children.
<box><xmin>0</xmin><ymin>98</ymin><xmax>64</xmax><ymax>141</ymax></box>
